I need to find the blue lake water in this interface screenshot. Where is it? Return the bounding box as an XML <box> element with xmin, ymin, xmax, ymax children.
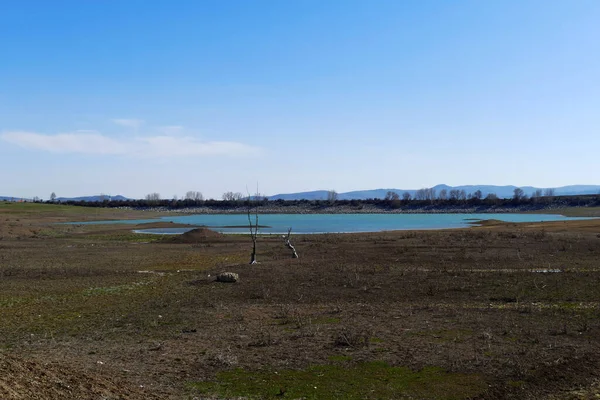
<box><xmin>69</xmin><ymin>213</ymin><xmax>593</xmax><ymax>234</ymax></box>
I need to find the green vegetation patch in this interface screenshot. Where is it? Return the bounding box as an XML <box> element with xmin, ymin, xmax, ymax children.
<box><xmin>189</xmin><ymin>361</ymin><xmax>486</xmax><ymax>399</ymax></box>
<box><xmin>82</xmin><ymin>281</ymin><xmax>151</xmax><ymax>296</ymax></box>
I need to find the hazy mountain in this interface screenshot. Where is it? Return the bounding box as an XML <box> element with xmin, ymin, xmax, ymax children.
<box><xmin>56</xmin><ymin>195</ymin><xmax>131</xmax><ymax>202</ymax></box>
<box><xmin>0</xmin><ymin>196</ymin><xmax>28</xmax><ymax>201</ymax></box>
<box><xmin>269</xmin><ymin>190</ymin><xmax>332</xmax><ymax>201</ymax></box>
<box><xmin>268</xmin><ymin>185</ymin><xmax>600</xmax><ymax>200</ymax></box>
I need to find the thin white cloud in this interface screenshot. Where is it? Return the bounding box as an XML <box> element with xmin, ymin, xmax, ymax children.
<box><xmin>1</xmin><ymin>131</ymin><xmax>127</xmax><ymax>155</ymax></box>
<box><xmin>112</xmin><ymin>118</ymin><xmax>145</xmax><ymax>129</ymax></box>
<box><xmin>0</xmin><ymin>131</ymin><xmax>260</xmax><ymax>158</ymax></box>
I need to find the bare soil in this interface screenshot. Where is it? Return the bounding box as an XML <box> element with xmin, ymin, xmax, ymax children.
<box><xmin>1</xmin><ymin>204</ymin><xmax>600</xmax><ymax>399</ymax></box>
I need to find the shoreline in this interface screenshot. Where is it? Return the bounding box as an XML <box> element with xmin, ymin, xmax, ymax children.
<box><xmin>124</xmin><ymin>204</ymin><xmax>600</xmax><ymax>217</ymax></box>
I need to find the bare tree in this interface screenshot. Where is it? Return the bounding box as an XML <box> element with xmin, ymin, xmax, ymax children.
<box><xmin>145</xmin><ymin>193</ymin><xmax>161</xmax><ymax>201</ymax></box>
<box><xmin>449</xmin><ymin>189</ymin><xmax>460</xmax><ymax>201</ymax></box>
<box><xmin>415</xmin><ymin>188</ymin><xmax>427</xmax><ymax>201</ymax></box>
<box><xmin>532</xmin><ymin>189</ymin><xmax>543</xmax><ymax>198</ymax></box>
<box><xmin>438</xmin><ymin>189</ymin><xmax>448</xmax><ymax>200</ymax></box>
<box><xmin>384</xmin><ymin>191</ymin><xmax>400</xmax><ymax>201</ymax></box>
<box><xmin>327</xmin><ymin>190</ymin><xmax>338</xmax><ymax>203</ymax></box>
<box><xmin>428</xmin><ymin>188</ymin><xmax>436</xmax><ymax>201</ymax></box>
<box><xmin>402</xmin><ymin>192</ymin><xmax>411</xmax><ymax>201</ymax></box>
<box><xmin>485</xmin><ymin>193</ymin><xmax>499</xmax><ymax>201</ymax></box>
<box><xmin>282</xmin><ymin>228</ymin><xmax>298</xmax><ymax>258</ymax></box>
<box><xmin>50</xmin><ymin>192</ymin><xmax>57</xmax><ymax>202</ymax></box>
<box><xmin>513</xmin><ymin>188</ymin><xmax>526</xmax><ymax>201</ymax></box>
<box><xmin>223</xmin><ymin>191</ymin><xmax>243</xmax><ymax>201</ymax></box>
<box><xmin>473</xmin><ymin>190</ymin><xmax>483</xmax><ymax>200</ymax></box>
<box><xmin>186</xmin><ymin>191</ymin><xmax>204</xmax><ymax>200</ymax></box>
<box><xmin>459</xmin><ymin>190</ymin><xmax>467</xmax><ymax>201</ymax></box>
<box><xmin>247</xmin><ymin>189</ymin><xmax>259</xmax><ymax>264</ymax></box>
<box><xmin>543</xmin><ymin>188</ymin><xmax>556</xmax><ymax>197</ymax></box>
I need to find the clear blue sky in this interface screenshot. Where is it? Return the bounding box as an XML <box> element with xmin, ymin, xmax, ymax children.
<box><xmin>1</xmin><ymin>0</ymin><xmax>599</xmax><ymax>199</ymax></box>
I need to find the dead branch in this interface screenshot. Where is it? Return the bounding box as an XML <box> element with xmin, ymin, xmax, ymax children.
<box><xmin>282</xmin><ymin>227</ymin><xmax>298</xmax><ymax>258</ymax></box>
<box><xmin>247</xmin><ymin>186</ymin><xmax>259</xmax><ymax>264</ymax></box>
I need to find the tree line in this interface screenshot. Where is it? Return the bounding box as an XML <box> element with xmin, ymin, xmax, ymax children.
<box><xmin>47</xmin><ymin>189</ymin><xmax>600</xmax><ymax>210</ymax></box>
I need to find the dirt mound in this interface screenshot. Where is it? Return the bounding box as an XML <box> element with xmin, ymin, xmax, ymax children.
<box><xmin>0</xmin><ymin>353</ymin><xmax>148</xmax><ymax>399</ymax></box>
<box><xmin>171</xmin><ymin>227</ymin><xmax>222</xmax><ymax>243</ymax></box>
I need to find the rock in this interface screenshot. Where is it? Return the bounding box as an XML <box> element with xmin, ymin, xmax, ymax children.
<box><xmin>216</xmin><ymin>272</ymin><xmax>239</xmax><ymax>283</ymax></box>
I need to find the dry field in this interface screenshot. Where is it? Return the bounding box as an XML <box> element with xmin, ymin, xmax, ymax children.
<box><xmin>1</xmin><ymin>203</ymin><xmax>600</xmax><ymax>399</ymax></box>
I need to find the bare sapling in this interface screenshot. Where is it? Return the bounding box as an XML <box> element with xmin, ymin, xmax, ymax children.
<box><xmin>247</xmin><ymin>188</ymin><xmax>259</xmax><ymax>264</ymax></box>
<box><xmin>282</xmin><ymin>227</ymin><xmax>299</xmax><ymax>258</ymax></box>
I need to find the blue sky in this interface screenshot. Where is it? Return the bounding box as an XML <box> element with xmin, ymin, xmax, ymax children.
<box><xmin>1</xmin><ymin>0</ymin><xmax>599</xmax><ymax>199</ymax></box>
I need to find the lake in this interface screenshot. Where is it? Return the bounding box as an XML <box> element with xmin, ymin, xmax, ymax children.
<box><xmin>70</xmin><ymin>213</ymin><xmax>592</xmax><ymax>234</ymax></box>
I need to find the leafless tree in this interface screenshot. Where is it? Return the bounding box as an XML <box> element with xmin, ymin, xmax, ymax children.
<box><xmin>282</xmin><ymin>228</ymin><xmax>298</xmax><ymax>258</ymax></box>
<box><xmin>449</xmin><ymin>189</ymin><xmax>460</xmax><ymax>201</ymax></box>
<box><xmin>513</xmin><ymin>188</ymin><xmax>526</xmax><ymax>201</ymax></box>
<box><xmin>485</xmin><ymin>193</ymin><xmax>499</xmax><ymax>201</ymax></box>
<box><xmin>327</xmin><ymin>190</ymin><xmax>338</xmax><ymax>203</ymax></box>
<box><xmin>145</xmin><ymin>193</ymin><xmax>161</xmax><ymax>201</ymax></box>
<box><xmin>415</xmin><ymin>188</ymin><xmax>427</xmax><ymax>201</ymax></box>
<box><xmin>459</xmin><ymin>190</ymin><xmax>467</xmax><ymax>201</ymax></box>
<box><xmin>543</xmin><ymin>188</ymin><xmax>556</xmax><ymax>197</ymax></box>
<box><xmin>416</xmin><ymin>187</ymin><xmax>436</xmax><ymax>201</ymax></box>
<box><xmin>223</xmin><ymin>191</ymin><xmax>243</xmax><ymax>201</ymax></box>
<box><xmin>438</xmin><ymin>189</ymin><xmax>448</xmax><ymax>200</ymax></box>
<box><xmin>429</xmin><ymin>188</ymin><xmax>437</xmax><ymax>201</ymax></box>
<box><xmin>186</xmin><ymin>191</ymin><xmax>204</xmax><ymax>200</ymax></box>
<box><xmin>473</xmin><ymin>190</ymin><xmax>483</xmax><ymax>200</ymax></box>
<box><xmin>384</xmin><ymin>191</ymin><xmax>400</xmax><ymax>201</ymax></box>
<box><xmin>50</xmin><ymin>192</ymin><xmax>57</xmax><ymax>202</ymax></box>
<box><xmin>402</xmin><ymin>192</ymin><xmax>411</xmax><ymax>201</ymax></box>
<box><xmin>532</xmin><ymin>189</ymin><xmax>543</xmax><ymax>198</ymax></box>
<box><xmin>247</xmin><ymin>188</ymin><xmax>259</xmax><ymax>264</ymax></box>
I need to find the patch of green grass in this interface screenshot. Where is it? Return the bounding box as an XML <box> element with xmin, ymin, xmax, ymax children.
<box><xmin>82</xmin><ymin>281</ymin><xmax>151</xmax><ymax>296</ymax></box>
<box><xmin>556</xmin><ymin>301</ymin><xmax>580</xmax><ymax>310</ymax></box>
<box><xmin>0</xmin><ymin>296</ymin><xmax>30</xmax><ymax>308</ymax></box>
<box><xmin>327</xmin><ymin>355</ymin><xmax>352</xmax><ymax>362</ymax></box>
<box><xmin>188</xmin><ymin>361</ymin><xmax>487</xmax><ymax>399</ymax></box>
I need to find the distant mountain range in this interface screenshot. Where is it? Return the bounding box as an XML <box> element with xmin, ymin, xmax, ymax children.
<box><xmin>3</xmin><ymin>185</ymin><xmax>600</xmax><ymax>203</ymax></box>
<box><xmin>0</xmin><ymin>196</ymin><xmax>28</xmax><ymax>201</ymax></box>
<box><xmin>56</xmin><ymin>195</ymin><xmax>131</xmax><ymax>202</ymax></box>
<box><xmin>268</xmin><ymin>185</ymin><xmax>600</xmax><ymax>200</ymax></box>
<box><xmin>1</xmin><ymin>195</ymin><xmax>132</xmax><ymax>202</ymax></box>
